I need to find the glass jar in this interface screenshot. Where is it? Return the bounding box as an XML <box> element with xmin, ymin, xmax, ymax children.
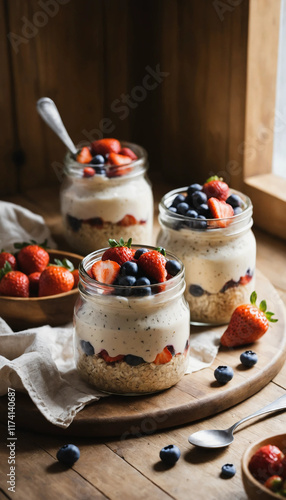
<box><xmin>60</xmin><ymin>142</ymin><xmax>153</xmax><ymax>255</ymax></box>
<box><xmin>74</xmin><ymin>246</ymin><xmax>190</xmax><ymax>395</ymax></box>
<box><xmin>157</xmin><ymin>187</ymin><xmax>256</xmax><ymax>325</ymax></box>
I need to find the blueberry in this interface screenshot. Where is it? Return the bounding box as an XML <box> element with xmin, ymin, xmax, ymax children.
<box><xmin>214</xmin><ymin>366</ymin><xmax>234</xmax><ymax>385</ymax></box>
<box><xmin>159</xmin><ymin>445</ymin><xmax>181</xmax><ymax>465</ymax></box>
<box><xmin>166</xmin><ymin>260</ymin><xmax>181</xmax><ymax>276</ymax></box>
<box><xmin>240</xmin><ymin>350</ymin><xmax>258</xmax><ymax>367</ymax></box>
<box><xmin>125</xmin><ymin>354</ymin><xmax>145</xmax><ymax>366</ymax></box>
<box><xmin>187</xmin><ymin>183</ymin><xmax>203</xmax><ymax>195</ymax></box>
<box><xmin>192</xmin><ymin>190</ymin><xmax>208</xmax><ymax>208</ymax></box>
<box><xmin>172</xmin><ymin>194</ymin><xmax>186</xmax><ymax>207</ymax></box>
<box><xmin>193</xmin><ymin>215</ymin><xmax>207</xmax><ymax>229</ymax></box>
<box><xmin>168</xmin><ymin>206</ymin><xmax>177</xmax><ymax>213</ymax></box>
<box><xmin>56</xmin><ymin>444</ymin><xmax>80</xmax><ymax>467</ymax></box>
<box><xmin>221</xmin><ymin>463</ymin><xmax>236</xmax><ymax>478</ymax></box>
<box><xmin>135</xmin><ymin>276</ymin><xmax>151</xmax><ymax>286</ymax></box>
<box><xmin>166</xmin><ymin>345</ymin><xmax>175</xmax><ymax>356</ymax></box>
<box><xmin>67</xmin><ymin>214</ymin><xmax>81</xmax><ymax>232</ymax></box>
<box><xmin>197</xmin><ymin>203</ymin><xmax>211</xmax><ymax>217</ymax></box>
<box><xmin>189</xmin><ymin>284</ymin><xmax>204</xmax><ymax>297</ymax></box>
<box><xmin>134</xmin><ymin>248</ymin><xmax>148</xmax><ymax>260</ymax></box>
<box><xmin>118</xmin><ymin>275</ymin><xmax>137</xmax><ymax>287</ymax></box>
<box><xmin>226</xmin><ymin>194</ymin><xmax>243</xmax><ymax>208</ymax></box>
<box><xmin>176</xmin><ymin>202</ymin><xmax>190</xmax><ymax>215</ymax></box>
<box><xmin>186</xmin><ymin>209</ymin><xmax>198</xmax><ymax>218</ymax></box>
<box><xmin>93</xmin><ymin>166</ymin><xmax>106</xmax><ymax>175</ymax></box>
<box><xmin>80</xmin><ymin>340</ymin><xmax>94</xmax><ymax>356</ymax></box>
<box><xmin>90</xmin><ymin>154</ymin><xmax>105</xmax><ymax>165</ymax></box>
<box><xmin>233</xmin><ymin>206</ymin><xmax>243</xmax><ymax>215</ymax></box>
<box><xmin>121</xmin><ymin>261</ymin><xmax>138</xmax><ymax>277</ymax></box>
<box><xmin>133</xmin><ymin>282</ymin><xmax>152</xmax><ymax>296</ymax></box>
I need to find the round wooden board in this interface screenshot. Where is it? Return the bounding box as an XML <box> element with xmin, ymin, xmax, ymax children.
<box><xmin>1</xmin><ymin>270</ymin><xmax>285</xmax><ymax>438</ymax></box>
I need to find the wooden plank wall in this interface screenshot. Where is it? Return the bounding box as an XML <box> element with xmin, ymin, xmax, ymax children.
<box><xmin>1</xmin><ymin>0</ymin><xmax>249</xmax><ymax>196</ymax></box>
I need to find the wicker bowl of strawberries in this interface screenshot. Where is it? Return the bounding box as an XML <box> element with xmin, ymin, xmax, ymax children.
<box><xmin>0</xmin><ymin>244</ymin><xmax>83</xmax><ymax>331</ymax></box>
<box><xmin>242</xmin><ymin>434</ymin><xmax>286</xmax><ymax>499</ymax></box>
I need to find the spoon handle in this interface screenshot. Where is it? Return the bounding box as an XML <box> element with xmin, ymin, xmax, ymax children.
<box><xmin>37</xmin><ymin>97</ymin><xmax>78</xmax><ymax>155</ymax></box>
<box><xmin>231</xmin><ymin>392</ymin><xmax>286</xmax><ymax>433</ymax></box>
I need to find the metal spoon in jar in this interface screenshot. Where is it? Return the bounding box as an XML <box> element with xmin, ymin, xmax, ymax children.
<box><xmin>188</xmin><ymin>392</ymin><xmax>286</xmax><ymax>448</ymax></box>
<box><xmin>36</xmin><ymin>97</ymin><xmax>78</xmax><ymax>156</ymax></box>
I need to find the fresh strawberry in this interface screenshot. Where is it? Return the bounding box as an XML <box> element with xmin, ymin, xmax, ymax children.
<box><xmin>91</xmin><ymin>260</ymin><xmax>120</xmax><ymax>285</ymax></box>
<box><xmin>91</xmin><ymin>138</ymin><xmax>121</xmax><ymax>156</ymax></box>
<box><xmin>100</xmin><ymin>349</ymin><xmax>124</xmax><ymax>363</ymax></box>
<box><xmin>119</xmin><ymin>147</ymin><xmax>138</xmax><ymax>160</ymax></box>
<box><xmin>17</xmin><ymin>245</ymin><xmax>49</xmax><ymax>275</ymax></box>
<box><xmin>28</xmin><ymin>271</ymin><xmax>41</xmax><ymax>296</ymax></box>
<box><xmin>118</xmin><ymin>215</ymin><xmax>137</xmax><ymax>226</ymax></box>
<box><xmin>249</xmin><ymin>445</ymin><xmax>284</xmax><ymax>482</ymax></box>
<box><xmin>83</xmin><ymin>166</ymin><xmax>95</xmax><ymax>177</ymax></box>
<box><xmin>108</xmin><ymin>152</ymin><xmax>132</xmax><ymax>166</ymax></box>
<box><xmin>38</xmin><ymin>266</ymin><xmax>74</xmax><ymax>297</ymax></box>
<box><xmin>220</xmin><ymin>291</ymin><xmax>278</xmax><ymax>347</ymax></box>
<box><xmin>0</xmin><ymin>251</ymin><xmax>17</xmax><ymax>270</ymax></box>
<box><xmin>153</xmin><ymin>346</ymin><xmax>173</xmax><ymax>365</ymax></box>
<box><xmin>138</xmin><ymin>249</ymin><xmax>167</xmax><ymax>283</ymax></box>
<box><xmin>239</xmin><ymin>273</ymin><xmax>253</xmax><ymax>285</ymax></box>
<box><xmin>0</xmin><ymin>268</ymin><xmax>29</xmax><ymax>297</ymax></box>
<box><xmin>102</xmin><ymin>238</ymin><xmax>133</xmax><ymax>266</ymax></box>
<box><xmin>76</xmin><ymin>146</ymin><xmax>93</xmax><ymax>164</ymax></box>
<box><xmin>264</xmin><ymin>475</ymin><xmax>283</xmax><ymax>492</ymax></box>
<box><xmin>72</xmin><ymin>269</ymin><xmax>79</xmax><ymax>288</ymax></box>
<box><xmin>203</xmin><ymin>176</ymin><xmax>229</xmax><ymax>201</ymax></box>
<box><xmin>208</xmin><ymin>197</ymin><xmax>234</xmax><ymax>227</ymax></box>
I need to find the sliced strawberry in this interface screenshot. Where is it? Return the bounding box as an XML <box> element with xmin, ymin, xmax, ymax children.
<box><xmin>153</xmin><ymin>346</ymin><xmax>173</xmax><ymax>365</ymax></box>
<box><xmin>118</xmin><ymin>215</ymin><xmax>137</xmax><ymax>226</ymax></box>
<box><xmin>91</xmin><ymin>260</ymin><xmax>120</xmax><ymax>284</ymax></box>
<box><xmin>119</xmin><ymin>147</ymin><xmax>138</xmax><ymax>160</ymax></box>
<box><xmin>91</xmin><ymin>138</ymin><xmax>121</xmax><ymax>156</ymax></box>
<box><xmin>203</xmin><ymin>177</ymin><xmax>229</xmax><ymax>201</ymax></box>
<box><xmin>138</xmin><ymin>250</ymin><xmax>167</xmax><ymax>283</ymax></box>
<box><xmin>108</xmin><ymin>152</ymin><xmax>133</xmax><ymax>166</ymax></box>
<box><xmin>83</xmin><ymin>166</ymin><xmax>95</xmax><ymax>178</ymax></box>
<box><xmin>77</xmin><ymin>146</ymin><xmax>93</xmax><ymax>164</ymax></box>
<box><xmin>100</xmin><ymin>349</ymin><xmax>125</xmax><ymax>363</ymax></box>
<box><xmin>208</xmin><ymin>197</ymin><xmax>234</xmax><ymax>227</ymax></box>
<box><xmin>72</xmin><ymin>269</ymin><xmax>80</xmax><ymax>288</ymax></box>
<box><xmin>239</xmin><ymin>274</ymin><xmax>253</xmax><ymax>285</ymax></box>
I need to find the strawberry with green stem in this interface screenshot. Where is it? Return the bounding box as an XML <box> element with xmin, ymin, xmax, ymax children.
<box><xmin>0</xmin><ymin>262</ymin><xmax>29</xmax><ymax>297</ymax></box>
<box><xmin>220</xmin><ymin>291</ymin><xmax>278</xmax><ymax>347</ymax></box>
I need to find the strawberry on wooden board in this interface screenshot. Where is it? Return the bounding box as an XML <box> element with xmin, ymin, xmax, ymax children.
<box><xmin>91</xmin><ymin>138</ymin><xmax>121</xmax><ymax>156</ymax></box>
<box><xmin>119</xmin><ymin>147</ymin><xmax>138</xmax><ymax>160</ymax></box>
<box><xmin>100</xmin><ymin>350</ymin><xmax>125</xmax><ymax>363</ymax></box>
<box><xmin>220</xmin><ymin>291</ymin><xmax>278</xmax><ymax>347</ymax></box>
<box><xmin>91</xmin><ymin>260</ymin><xmax>121</xmax><ymax>285</ymax></box>
<box><xmin>153</xmin><ymin>346</ymin><xmax>173</xmax><ymax>365</ymax></box>
<box><xmin>102</xmin><ymin>238</ymin><xmax>133</xmax><ymax>266</ymax></box>
<box><xmin>0</xmin><ymin>251</ymin><xmax>17</xmax><ymax>270</ymax></box>
<box><xmin>16</xmin><ymin>244</ymin><xmax>49</xmax><ymax>275</ymax></box>
<box><xmin>38</xmin><ymin>266</ymin><xmax>74</xmax><ymax>297</ymax></box>
<box><xmin>138</xmin><ymin>249</ymin><xmax>167</xmax><ymax>283</ymax></box>
<box><xmin>207</xmin><ymin>197</ymin><xmax>234</xmax><ymax>227</ymax></box>
<box><xmin>203</xmin><ymin>176</ymin><xmax>229</xmax><ymax>201</ymax></box>
<box><xmin>76</xmin><ymin>146</ymin><xmax>93</xmax><ymax>164</ymax></box>
<box><xmin>249</xmin><ymin>445</ymin><xmax>284</xmax><ymax>482</ymax></box>
<box><xmin>0</xmin><ymin>264</ymin><xmax>29</xmax><ymax>297</ymax></box>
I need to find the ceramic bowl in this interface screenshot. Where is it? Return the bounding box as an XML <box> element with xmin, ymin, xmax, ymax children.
<box><xmin>0</xmin><ymin>249</ymin><xmax>83</xmax><ymax>331</ymax></box>
<box><xmin>241</xmin><ymin>433</ymin><xmax>286</xmax><ymax>500</ymax></box>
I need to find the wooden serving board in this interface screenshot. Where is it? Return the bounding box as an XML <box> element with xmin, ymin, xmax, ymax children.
<box><xmin>1</xmin><ymin>271</ymin><xmax>285</xmax><ymax>438</ymax></box>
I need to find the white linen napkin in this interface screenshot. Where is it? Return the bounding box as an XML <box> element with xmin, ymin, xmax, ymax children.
<box><xmin>0</xmin><ymin>202</ymin><xmax>221</xmax><ymax>428</ymax></box>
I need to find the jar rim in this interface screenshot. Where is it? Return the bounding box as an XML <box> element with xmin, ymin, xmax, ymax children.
<box><xmin>64</xmin><ymin>141</ymin><xmax>148</xmax><ymax>179</ymax></box>
<box><xmin>159</xmin><ymin>186</ymin><xmax>253</xmax><ymax>232</ymax></box>
<box><xmin>78</xmin><ymin>244</ymin><xmax>185</xmax><ymax>297</ymax></box>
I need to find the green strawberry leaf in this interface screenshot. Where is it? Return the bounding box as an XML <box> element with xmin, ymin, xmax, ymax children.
<box><xmin>0</xmin><ymin>261</ymin><xmax>12</xmax><ymax>280</ymax></box>
<box><xmin>205</xmin><ymin>175</ymin><xmax>220</xmax><ymax>183</ymax></box>
<box><xmin>250</xmin><ymin>291</ymin><xmax>257</xmax><ymax>305</ymax></box>
<box><xmin>259</xmin><ymin>300</ymin><xmax>267</xmax><ymax>312</ymax></box>
<box><xmin>108</xmin><ymin>239</ymin><xmax>118</xmax><ymax>248</ymax></box>
<box><xmin>53</xmin><ymin>258</ymin><xmax>74</xmax><ymax>271</ymax></box>
<box><xmin>156</xmin><ymin>246</ymin><xmax>166</xmax><ymax>257</ymax></box>
<box><xmin>108</xmin><ymin>237</ymin><xmax>132</xmax><ymax>248</ymax></box>
<box><xmin>265</xmin><ymin>311</ymin><xmax>278</xmax><ymax>323</ymax></box>
<box><xmin>126</xmin><ymin>238</ymin><xmax>132</xmax><ymax>248</ymax></box>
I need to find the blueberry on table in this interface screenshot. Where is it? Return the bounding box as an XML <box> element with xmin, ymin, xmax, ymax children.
<box><xmin>134</xmin><ymin>248</ymin><xmax>148</xmax><ymax>260</ymax></box>
<box><xmin>187</xmin><ymin>183</ymin><xmax>203</xmax><ymax>195</ymax></box>
<box><xmin>221</xmin><ymin>463</ymin><xmax>236</xmax><ymax>478</ymax></box>
<box><xmin>80</xmin><ymin>340</ymin><xmax>94</xmax><ymax>356</ymax></box>
<box><xmin>240</xmin><ymin>350</ymin><xmax>258</xmax><ymax>367</ymax></box>
<box><xmin>214</xmin><ymin>366</ymin><xmax>234</xmax><ymax>384</ymax></box>
<box><xmin>159</xmin><ymin>445</ymin><xmax>181</xmax><ymax>465</ymax></box>
<box><xmin>166</xmin><ymin>260</ymin><xmax>181</xmax><ymax>276</ymax></box>
<box><xmin>189</xmin><ymin>284</ymin><xmax>204</xmax><ymax>297</ymax></box>
<box><xmin>56</xmin><ymin>444</ymin><xmax>80</xmax><ymax>467</ymax></box>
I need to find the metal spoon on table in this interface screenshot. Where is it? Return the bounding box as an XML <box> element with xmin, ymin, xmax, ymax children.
<box><xmin>188</xmin><ymin>392</ymin><xmax>286</xmax><ymax>448</ymax></box>
<box><xmin>36</xmin><ymin>97</ymin><xmax>78</xmax><ymax>156</ymax></box>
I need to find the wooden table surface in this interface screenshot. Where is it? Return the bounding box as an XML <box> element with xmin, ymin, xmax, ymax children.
<box><xmin>1</xmin><ymin>186</ymin><xmax>286</xmax><ymax>500</ymax></box>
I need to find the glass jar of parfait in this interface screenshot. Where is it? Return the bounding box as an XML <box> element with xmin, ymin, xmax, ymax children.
<box><xmin>60</xmin><ymin>138</ymin><xmax>154</xmax><ymax>255</ymax></box>
<box><xmin>157</xmin><ymin>181</ymin><xmax>256</xmax><ymax>325</ymax></box>
<box><xmin>74</xmin><ymin>242</ymin><xmax>190</xmax><ymax>395</ymax></box>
